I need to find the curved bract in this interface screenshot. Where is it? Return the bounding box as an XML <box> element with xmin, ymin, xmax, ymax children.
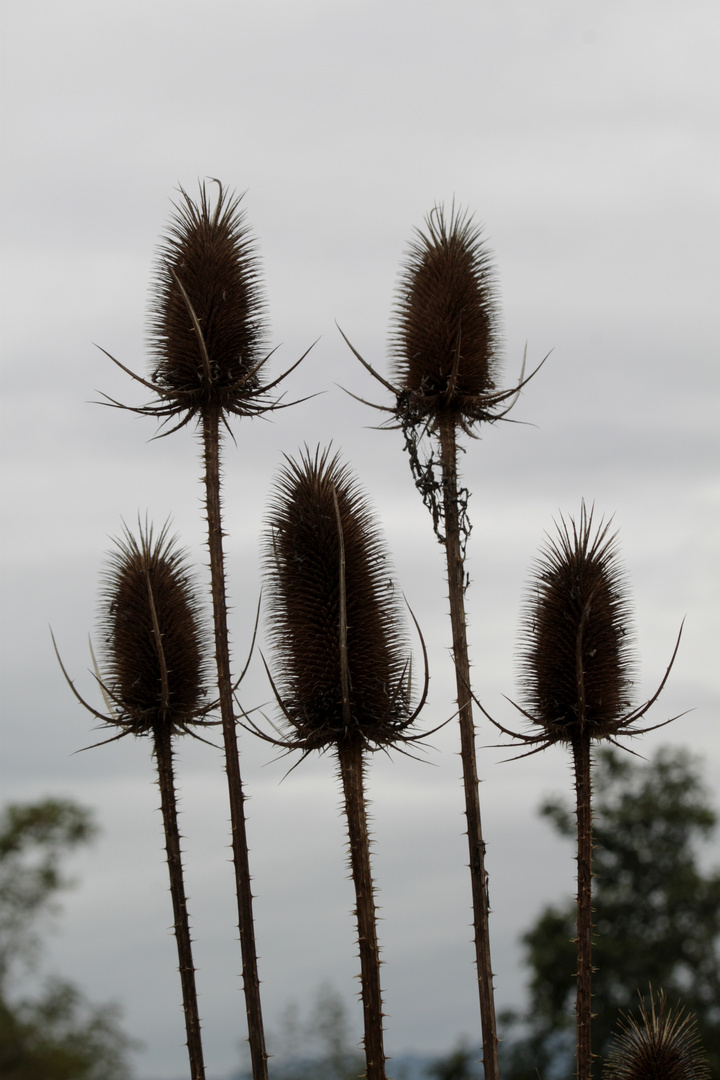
<box><xmin>390</xmin><ymin>204</ymin><xmax>502</xmax><ymax>429</ymax></box>
<box><xmin>263</xmin><ymin>447</ymin><xmax>417</xmax><ymax>752</ymax></box>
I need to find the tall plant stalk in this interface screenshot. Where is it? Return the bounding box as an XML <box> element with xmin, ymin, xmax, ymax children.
<box><xmin>253</xmin><ymin>448</ymin><xmax>429</xmax><ymax>1080</ymax></box>
<box><xmin>337</xmin><ymin>740</ymin><xmax>385</xmax><ymax>1077</ymax></box>
<box><xmin>482</xmin><ymin>503</ymin><xmax>683</xmax><ymax>1079</ymax></box>
<box><xmin>154</xmin><ymin>723</ymin><xmax>206</xmax><ymax>1080</ymax></box>
<box><xmin>99</xmin><ymin>182</ymin><xmax>309</xmax><ymax>1078</ymax></box>
<box><xmin>573</xmin><ymin>735</ymin><xmax>593</xmax><ymax>1078</ymax></box>
<box><xmin>202</xmin><ymin>407</ymin><xmax>266</xmax><ymax>1077</ymax></box>
<box><xmin>55</xmin><ymin>523</ymin><xmax>212</xmax><ymax>1080</ymax></box>
<box><xmin>438</xmin><ymin>420</ymin><xmax>497</xmax><ymax>1065</ymax></box>
<box><xmin>341</xmin><ymin>205</ymin><xmax>541</xmax><ymax>1079</ymax></box>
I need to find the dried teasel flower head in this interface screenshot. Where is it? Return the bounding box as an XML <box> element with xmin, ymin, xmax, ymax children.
<box><xmin>389</xmin><ymin>203</ymin><xmax>502</xmax><ymax>429</ymax></box>
<box><xmin>517</xmin><ymin>502</ymin><xmax>637</xmax><ymax>747</ymax></box>
<box><xmin>603</xmin><ymin>989</ymin><xmax>710</xmax><ymax>1080</ymax></box>
<box><xmin>479</xmin><ymin>504</ymin><xmax>683</xmax><ymax>757</ymax></box>
<box><xmin>96</xmin><ymin>521</ymin><xmax>212</xmax><ymax>738</ymax></box>
<box><xmin>261</xmin><ymin>447</ymin><xmax>427</xmax><ymax>752</ymax></box>
<box><xmin>146</xmin><ymin>180</ymin><xmax>269</xmax><ymax>428</ymax></box>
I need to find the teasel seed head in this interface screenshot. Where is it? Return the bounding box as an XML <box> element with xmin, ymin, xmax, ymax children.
<box><xmin>518</xmin><ymin>502</ymin><xmax>636</xmax><ymax>746</ymax></box>
<box><xmin>98</xmin><ymin>521</ymin><xmax>212</xmax><ymax>736</ymax></box>
<box><xmin>147</xmin><ymin>180</ymin><xmax>269</xmax><ymax>427</ymax></box>
<box><xmin>603</xmin><ymin>990</ymin><xmax>710</xmax><ymax>1080</ymax></box>
<box><xmin>263</xmin><ymin>447</ymin><xmax>425</xmax><ymax>752</ymax></box>
<box><xmin>389</xmin><ymin>203</ymin><xmax>502</xmax><ymax>428</ymax></box>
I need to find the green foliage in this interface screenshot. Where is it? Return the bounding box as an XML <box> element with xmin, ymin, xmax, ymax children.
<box><xmin>0</xmin><ymin>798</ymin><xmax>96</xmax><ymax>980</ymax></box>
<box><xmin>501</xmin><ymin>747</ymin><xmax>720</xmax><ymax>1078</ymax></box>
<box><xmin>0</xmin><ymin>979</ymin><xmax>130</xmax><ymax>1080</ymax></box>
<box><xmin>0</xmin><ymin>798</ymin><xmax>134</xmax><ymax>1079</ymax></box>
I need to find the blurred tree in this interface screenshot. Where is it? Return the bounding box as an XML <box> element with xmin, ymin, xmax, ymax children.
<box><xmin>260</xmin><ymin>982</ymin><xmax>365</xmax><ymax>1080</ymax></box>
<box><xmin>425</xmin><ymin>1039</ymin><xmax>483</xmax><ymax>1079</ymax></box>
<box><xmin>500</xmin><ymin>747</ymin><xmax>720</xmax><ymax>1078</ymax></box>
<box><xmin>0</xmin><ymin>798</ymin><xmax>96</xmax><ymax>979</ymax></box>
<box><xmin>0</xmin><ymin>798</ymin><xmax>134</xmax><ymax>1079</ymax></box>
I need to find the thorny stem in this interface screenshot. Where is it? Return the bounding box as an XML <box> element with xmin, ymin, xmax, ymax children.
<box><xmin>438</xmin><ymin>419</ymin><xmax>499</xmax><ymax>1080</ymax></box>
<box><xmin>336</xmin><ymin>739</ymin><xmax>387</xmax><ymax>1080</ymax></box>
<box><xmin>573</xmin><ymin>735</ymin><xmax>593</xmax><ymax>1080</ymax></box>
<box><xmin>202</xmin><ymin>407</ymin><xmax>268</xmax><ymax>1080</ymax></box>
<box><xmin>153</xmin><ymin>723</ymin><xmax>206</xmax><ymax>1080</ymax></box>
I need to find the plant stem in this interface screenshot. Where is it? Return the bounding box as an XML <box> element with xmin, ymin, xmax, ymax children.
<box><xmin>153</xmin><ymin>723</ymin><xmax>205</xmax><ymax>1080</ymax></box>
<box><xmin>438</xmin><ymin>419</ymin><xmax>499</xmax><ymax>1080</ymax></box>
<box><xmin>202</xmin><ymin>407</ymin><xmax>268</xmax><ymax>1080</ymax></box>
<box><xmin>336</xmin><ymin>739</ymin><xmax>386</xmax><ymax>1080</ymax></box>
<box><xmin>573</xmin><ymin>735</ymin><xmax>593</xmax><ymax>1080</ymax></box>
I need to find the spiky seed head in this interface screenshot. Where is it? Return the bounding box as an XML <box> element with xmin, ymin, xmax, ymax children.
<box><xmin>390</xmin><ymin>204</ymin><xmax>501</xmax><ymax>426</ymax></box>
<box><xmin>99</xmin><ymin>522</ymin><xmax>211</xmax><ymax>735</ymax></box>
<box><xmin>603</xmin><ymin>990</ymin><xmax>710</xmax><ymax>1080</ymax></box>
<box><xmin>518</xmin><ymin>503</ymin><xmax>636</xmax><ymax>745</ymax></box>
<box><xmin>264</xmin><ymin>447</ymin><xmax>413</xmax><ymax>751</ymax></box>
<box><xmin>148</xmin><ymin>181</ymin><xmax>268</xmax><ymax>424</ymax></box>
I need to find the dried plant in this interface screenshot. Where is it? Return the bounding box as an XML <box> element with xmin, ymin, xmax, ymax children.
<box><xmin>603</xmin><ymin>989</ymin><xmax>710</xmax><ymax>1080</ymax></box>
<box><xmin>338</xmin><ymin>204</ymin><xmax>545</xmax><ymax>1079</ymax></box>
<box><xmin>54</xmin><ymin>521</ymin><xmax>213</xmax><ymax>1080</ymax></box>
<box><xmin>96</xmin><ymin>180</ymin><xmax>313</xmax><ymax>1079</ymax></box>
<box><xmin>99</xmin><ymin>181</ymin><xmax>307</xmax><ymax>433</ymax></box>
<box><xmin>390</xmin><ymin>205</ymin><xmax>503</xmax><ymax>432</ymax></box>
<box><xmin>254</xmin><ymin>447</ymin><xmax>429</xmax><ymax>1080</ymax></box>
<box><xmin>480</xmin><ymin>504</ymin><xmax>684</xmax><ymax>1080</ymax></box>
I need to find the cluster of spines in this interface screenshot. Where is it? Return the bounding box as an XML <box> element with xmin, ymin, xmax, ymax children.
<box><xmin>603</xmin><ymin>991</ymin><xmax>710</xmax><ymax>1080</ymax></box>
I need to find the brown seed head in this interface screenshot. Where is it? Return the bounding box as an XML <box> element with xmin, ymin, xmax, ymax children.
<box><xmin>148</xmin><ymin>181</ymin><xmax>268</xmax><ymax>424</ymax></box>
<box><xmin>390</xmin><ymin>204</ymin><xmax>501</xmax><ymax>427</ymax></box>
<box><xmin>99</xmin><ymin>522</ymin><xmax>211</xmax><ymax>735</ymax></box>
<box><xmin>603</xmin><ymin>990</ymin><xmax>710</xmax><ymax>1080</ymax></box>
<box><xmin>264</xmin><ymin>447</ymin><xmax>415</xmax><ymax>751</ymax></box>
<box><xmin>518</xmin><ymin>503</ymin><xmax>636</xmax><ymax>745</ymax></box>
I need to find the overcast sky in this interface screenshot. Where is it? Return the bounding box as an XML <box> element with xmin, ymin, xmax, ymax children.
<box><xmin>2</xmin><ymin>1</ymin><xmax>719</xmax><ymax>1077</ymax></box>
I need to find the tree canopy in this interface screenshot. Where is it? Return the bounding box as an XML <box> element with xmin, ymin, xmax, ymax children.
<box><xmin>0</xmin><ymin>798</ymin><xmax>134</xmax><ymax>1079</ymax></box>
<box><xmin>501</xmin><ymin>746</ymin><xmax>720</xmax><ymax>1078</ymax></box>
